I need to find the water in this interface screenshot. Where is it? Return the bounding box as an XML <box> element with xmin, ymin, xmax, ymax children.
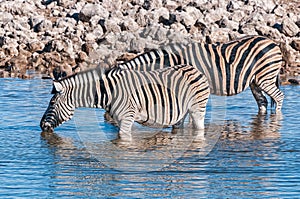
<box><xmin>1</xmin><ymin>78</ymin><xmax>300</xmax><ymax>198</ymax></box>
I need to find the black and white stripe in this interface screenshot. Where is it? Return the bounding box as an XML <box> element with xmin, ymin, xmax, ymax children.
<box><xmin>40</xmin><ymin>64</ymin><xmax>210</xmax><ymax>140</ymax></box>
<box><xmin>118</xmin><ymin>35</ymin><xmax>284</xmax><ymax>113</ymax></box>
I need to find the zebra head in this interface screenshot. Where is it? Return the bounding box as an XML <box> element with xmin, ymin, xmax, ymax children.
<box><xmin>40</xmin><ymin>80</ymin><xmax>75</xmax><ymax>132</ymax></box>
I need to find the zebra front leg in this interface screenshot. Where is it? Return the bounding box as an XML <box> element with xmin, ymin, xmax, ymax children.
<box><xmin>250</xmin><ymin>81</ymin><xmax>268</xmax><ymax>114</ymax></box>
<box><xmin>118</xmin><ymin>117</ymin><xmax>135</xmax><ymax>141</ymax></box>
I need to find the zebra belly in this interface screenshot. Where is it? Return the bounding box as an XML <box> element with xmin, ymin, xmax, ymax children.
<box><xmin>134</xmin><ymin>109</ymin><xmax>187</xmax><ymax>128</ymax></box>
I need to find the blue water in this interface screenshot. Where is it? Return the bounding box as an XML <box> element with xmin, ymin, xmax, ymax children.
<box><xmin>1</xmin><ymin>78</ymin><xmax>300</xmax><ymax>198</ymax></box>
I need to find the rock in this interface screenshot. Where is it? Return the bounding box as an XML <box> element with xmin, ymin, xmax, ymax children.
<box><xmin>291</xmin><ymin>39</ymin><xmax>300</xmax><ymax>51</ymax></box>
<box><xmin>288</xmin><ymin>79</ymin><xmax>300</xmax><ymax>85</ymax></box>
<box><xmin>209</xmin><ymin>26</ymin><xmax>230</xmax><ymax>43</ymax></box>
<box><xmin>152</xmin><ymin>7</ymin><xmax>170</xmax><ymax>24</ymax></box>
<box><xmin>204</xmin><ymin>8</ymin><xmax>228</xmax><ymax>25</ymax></box>
<box><xmin>121</xmin><ymin>17</ymin><xmax>140</xmax><ymax>32</ymax></box>
<box><xmin>78</xmin><ymin>51</ymin><xmax>89</xmax><ymax>62</ymax></box>
<box><xmin>79</xmin><ymin>4</ymin><xmax>109</xmax><ymax>22</ymax></box>
<box><xmin>282</xmin><ymin>17</ymin><xmax>299</xmax><ymax>37</ymax></box>
<box><xmin>0</xmin><ymin>0</ymin><xmax>299</xmax><ymax>79</ymax></box>
<box><xmin>165</xmin><ymin>0</ymin><xmax>178</xmax><ymax>10</ymax></box>
<box><xmin>105</xmin><ymin>18</ymin><xmax>122</xmax><ymax>33</ymax></box>
<box><xmin>142</xmin><ymin>0</ymin><xmax>163</xmax><ymax>10</ymax></box>
<box><xmin>29</xmin><ymin>16</ymin><xmax>45</xmax><ymax>31</ymax></box>
<box><xmin>0</xmin><ymin>12</ymin><xmax>14</xmax><ymax>23</ymax></box>
<box><xmin>274</xmin><ymin>5</ymin><xmax>285</xmax><ymax>17</ymax></box>
<box><xmin>136</xmin><ymin>8</ymin><xmax>150</xmax><ymax>27</ymax></box>
<box><xmin>36</xmin><ymin>19</ymin><xmax>53</xmax><ymax>33</ymax></box>
<box><xmin>249</xmin><ymin>0</ymin><xmax>276</xmax><ymax>13</ymax></box>
<box><xmin>56</xmin><ymin>17</ymin><xmax>77</xmax><ymax>29</ymax></box>
<box><xmin>57</xmin><ymin>0</ymin><xmax>75</xmax><ymax>7</ymax></box>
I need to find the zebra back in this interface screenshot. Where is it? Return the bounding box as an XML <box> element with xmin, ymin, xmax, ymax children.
<box><xmin>118</xmin><ymin>35</ymin><xmax>283</xmax><ymax>96</ymax></box>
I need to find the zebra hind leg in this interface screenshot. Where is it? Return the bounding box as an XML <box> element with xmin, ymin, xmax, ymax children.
<box><xmin>172</xmin><ymin>113</ymin><xmax>189</xmax><ymax>130</ymax></box>
<box><xmin>258</xmin><ymin>81</ymin><xmax>284</xmax><ymax>113</ymax></box>
<box><xmin>189</xmin><ymin>109</ymin><xmax>206</xmax><ymax>141</ymax></box>
<box><xmin>250</xmin><ymin>81</ymin><xmax>268</xmax><ymax>114</ymax></box>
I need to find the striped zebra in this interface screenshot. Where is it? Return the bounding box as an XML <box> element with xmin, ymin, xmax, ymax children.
<box><xmin>40</xmin><ymin>64</ymin><xmax>210</xmax><ymax>141</ymax></box>
<box><xmin>118</xmin><ymin>35</ymin><xmax>284</xmax><ymax>113</ymax></box>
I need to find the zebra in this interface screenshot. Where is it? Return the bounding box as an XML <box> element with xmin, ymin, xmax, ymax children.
<box><xmin>40</xmin><ymin>64</ymin><xmax>210</xmax><ymax>141</ymax></box>
<box><xmin>118</xmin><ymin>35</ymin><xmax>284</xmax><ymax>113</ymax></box>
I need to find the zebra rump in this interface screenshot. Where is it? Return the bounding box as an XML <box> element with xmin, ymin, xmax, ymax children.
<box><xmin>40</xmin><ymin>64</ymin><xmax>210</xmax><ymax>141</ymax></box>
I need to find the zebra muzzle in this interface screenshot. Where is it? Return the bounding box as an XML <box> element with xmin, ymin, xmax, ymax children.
<box><xmin>40</xmin><ymin>121</ymin><xmax>54</xmax><ymax>133</ymax></box>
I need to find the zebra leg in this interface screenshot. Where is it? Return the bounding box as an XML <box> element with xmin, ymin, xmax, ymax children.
<box><xmin>189</xmin><ymin>109</ymin><xmax>206</xmax><ymax>141</ymax></box>
<box><xmin>118</xmin><ymin>117</ymin><xmax>135</xmax><ymax>141</ymax></box>
<box><xmin>172</xmin><ymin>113</ymin><xmax>188</xmax><ymax>129</ymax></box>
<box><xmin>258</xmin><ymin>82</ymin><xmax>284</xmax><ymax>113</ymax></box>
<box><xmin>250</xmin><ymin>81</ymin><xmax>268</xmax><ymax>114</ymax></box>
<box><xmin>189</xmin><ymin>109</ymin><xmax>206</xmax><ymax>130</ymax></box>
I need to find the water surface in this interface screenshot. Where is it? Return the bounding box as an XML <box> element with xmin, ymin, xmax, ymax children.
<box><xmin>0</xmin><ymin>78</ymin><xmax>300</xmax><ymax>198</ymax></box>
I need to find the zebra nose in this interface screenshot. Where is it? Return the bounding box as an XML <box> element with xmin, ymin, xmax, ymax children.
<box><xmin>41</xmin><ymin>121</ymin><xmax>54</xmax><ymax>133</ymax></box>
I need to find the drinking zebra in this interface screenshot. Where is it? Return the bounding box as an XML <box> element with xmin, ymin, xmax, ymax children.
<box><xmin>40</xmin><ymin>64</ymin><xmax>210</xmax><ymax>141</ymax></box>
<box><xmin>118</xmin><ymin>35</ymin><xmax>284</xmax><ymax>113</ymax></box>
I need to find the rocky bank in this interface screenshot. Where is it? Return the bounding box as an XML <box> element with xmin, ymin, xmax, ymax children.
<box><xmin>0</xmin><ymin>0</ymin><xmax>299</xmax><ymax>81</ymax></box>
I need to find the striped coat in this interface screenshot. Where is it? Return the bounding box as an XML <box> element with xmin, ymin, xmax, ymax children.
<box><xmin>118</xmin><ymin>35</ymin><xmax>284</xmax><ymax>113</ymax></box>
<box><xmin>40</xmin><ymin>65</ymin><xmax>210</xmax><ymax>141</ymax></box>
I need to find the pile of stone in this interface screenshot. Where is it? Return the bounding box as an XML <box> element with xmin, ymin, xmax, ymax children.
<box><xmin>0</xmin><ymin>0</ymin><xmax>299</xmax><ymax>79</ymax></box>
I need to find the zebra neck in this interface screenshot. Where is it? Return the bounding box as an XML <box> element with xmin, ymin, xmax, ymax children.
<box><xmin>98</xmin><ymin>78</ymin><xmax>111</xmax><ymax>110</ymax></box>
<box><xmin>72</xmin><ymin>68</ymin><xmax>102</xmax><ymax>108</ymax></box>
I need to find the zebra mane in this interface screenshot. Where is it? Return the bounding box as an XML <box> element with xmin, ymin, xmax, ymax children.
<box><xmin>53</xmin><ymin>66</ymin><xmax>108</xmax><ymax>83</ymax></box>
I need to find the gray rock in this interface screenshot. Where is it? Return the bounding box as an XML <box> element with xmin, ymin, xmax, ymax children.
<box><xmin>29</xmin><ymin>16</ymin><xmax>45</xmax><ymax>30</ymax></box>
<box><xmin>274</xmin><ymin>5</ymin><xmax>285</xmax><ymax>17</ymax></box>
<box><xmin>151</xmin><ymin>7</ymin><xmax>170</xmax><ymax>24</ymax></box>
<box><xmin>165</xmin><ymin>0</ymin><xmax>178</xmax><ymax>10</ymax></box>
<box><xmin>79</xmin><ymin>3</ymin><xmax>109</xmax><ymax>22</ymax></box>
<box><xmin>136</xmin><ymin>8</ymin><xmax>150</xmax><ymax>27</ymax></box>
<box><xmin>250</xmin><ymin>0</ymin><xmax>276</xmax><ymax>13</ymax></box>
<box><xmin>291</xmin><ymin>39</ymin><xmax>300</xmax><ymax>51</ymax></box>
<box><xmin>282</xmin><ymin>17</ymin><xmax>299</xmax><ymax>37</ymax></box>
<box><xmin>36</xmin><ymin>19</ymin><xmax>53</xmax><ymax>33</ymax></box>
<box><xmin>0</xmin><ymin>12</ymin><xmax>14</xmax><ymax>23</ymax></box>
<box><xmin>56</xmin><ymin>17</ymin><xmax>77</xmax><ymax>29</ymax></box>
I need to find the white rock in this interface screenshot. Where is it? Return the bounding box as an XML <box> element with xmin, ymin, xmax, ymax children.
<box><xmin>79</xmin><ymin>4</ymin><xmax>109</xmax><ymax>22</ymax></box>
<box><xmin>29</xmin><ymin>16</ymin><xmax>45</xmax><ymax>29</ymax></box>
<box><xmin>56</xmin><ymin>17</ymin><xmax>77</xmax><ymax>29</ymax></box>
<box><xmin>0</xmin><ymin>12</ymin><xmax>13</xmax><ymax>23</ymax></box>
<box><xmin>36</xmin><ymin>19</ymin><xmax>53</xmax><ymax>32</ymax></box>
<box><xmin>282</xmin><ymin>17</ymin><xmax>299</xmax><ymax>37</ymax></box>
<box><xmin>136</xmin><ymin>8</ymin><xmax>150</xmax><ymax>27</ymax></box>
<box><xmin>165</xmin><ymin>0</ymin><xmax>178</xmax><ymax>10</ymax></box>
<box><xmin>152</xmin><ymin>7</ymin><xmax>170</xmax><ymax>23</ymax></box>
<box><xmin>274</xmin><ymin>5</ymin><xmax>285</xmax><ymax>17</ymax></box>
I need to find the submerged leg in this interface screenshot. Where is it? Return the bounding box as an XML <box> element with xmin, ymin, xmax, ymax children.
<box><xmin>172</xmin><ymin>113</ymin><xmax>188</xmax><ymax>129</ymax></box>
<box><xmin>257</xmin><ymin>81</ymin><xmax>284</xmax><ymax>113</ymax></box>
<box><xmin>250</xmin><ymin>81</ymin><xmax>268</xmax><ymax>114</ymax></box>
<box><xmin>118</xmin><ymin>114</ymin><xmax>135</xmax><ymax>141</ymax></box>
<box><xmin>189</xmin><ymin>109</ymin><xmax>206</xmax><ymax>130</ymax></box>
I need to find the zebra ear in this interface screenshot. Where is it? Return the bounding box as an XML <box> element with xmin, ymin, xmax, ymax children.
<box><xmin>53</xmin><ymin>81</ymin><xmax>63</xmax><ymax>93</ymax></box>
